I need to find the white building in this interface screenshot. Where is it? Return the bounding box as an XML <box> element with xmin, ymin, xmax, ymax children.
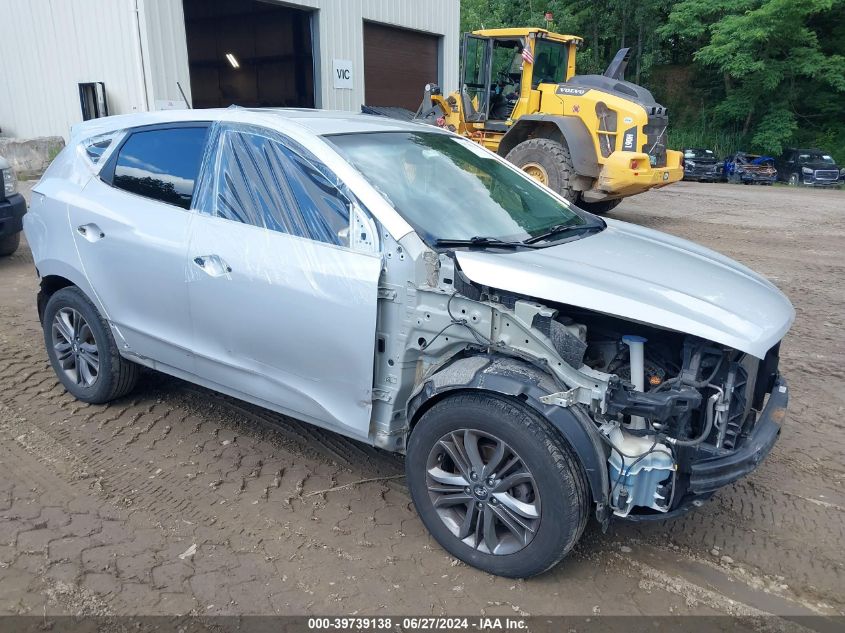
<box><xmin>0</xmin><ymin>0</ymin><xmax>460</xmax><ymax>141</ymax></box>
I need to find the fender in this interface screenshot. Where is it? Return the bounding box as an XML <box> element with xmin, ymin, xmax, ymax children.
<box><xmin>498</xmin><ymin>115</ymin><xmax>600</xmax><ymax>178</ymax></box>
<box><xmin>34</xmin><ymin>259</ymin><xmax>98</xmax><ymax>319</ymax></box>
<box><xmin>407</xmin><ymin>354</ymin><xmax>610</xmax><ymax>523</ymax></box>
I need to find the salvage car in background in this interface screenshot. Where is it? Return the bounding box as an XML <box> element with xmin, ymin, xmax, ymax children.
<box><xmin>724</xmin><ymin>152</ymin><xmax>777</xmax><ymax>185</ymax></box>
<box><xmin>0</xmin><ymin>155</ymin><xmax>25</xmax><ymax>256</ymax></box>
<box><xmin>682</xmin><ymin>148</ymin><xmax>723</xmax><ymax>182</ymax></box>
<box><xmin>777</xmin><ymin>148</ymin><xmax>842</xmax><ymax>187</ymax></box>
<box><xmin>24</xmin><ymin>109</ymin><xmax>794</xmax><ymax>578</ymax></box>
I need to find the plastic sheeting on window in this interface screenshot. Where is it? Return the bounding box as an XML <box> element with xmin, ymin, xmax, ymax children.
<box><xmin>193</xmin><ymin>122</ymin><xmax>351</xmax><ymax>247</ymax></box>
<box><xmin>184</xmin><ymin>121</ymin><xmax>384</xmax><ymax>436</ymax></box>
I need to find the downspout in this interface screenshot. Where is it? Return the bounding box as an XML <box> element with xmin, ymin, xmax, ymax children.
<box><xmin>133</xmin><ymin>0</ymin><xmax>151</xmax><ymax>111</ymax></box>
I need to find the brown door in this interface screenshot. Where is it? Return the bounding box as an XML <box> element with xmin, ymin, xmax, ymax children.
<box><xmin>364</xmin><ymin>22</ymin><xmax>439</xmax><ymax>110</ymax></box>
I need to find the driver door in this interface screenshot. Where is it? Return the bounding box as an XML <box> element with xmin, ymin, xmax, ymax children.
<box><xmin>186</xmin><ymin>123</ymin><xmax>382</xmax><ymax>440</ymax></box>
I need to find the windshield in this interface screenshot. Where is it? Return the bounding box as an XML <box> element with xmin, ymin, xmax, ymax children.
<box><xmin>799</xmin><ymin>152</ymin><xmax>835</xmax><ymax>164</ymax></box>
<box><xmin>532</xmin><ymin>40</ymin><xmax>568</xmax><ymax>87</ymax></box>
<box><xmin>684</xmin><ymin>148</ymin><xmax>715</xmax><ymax>159</ymax></box>
<box><xmin>328</xmin><ymin>131</ymin><xmax>590</xmax><ymax>245</ymax></box>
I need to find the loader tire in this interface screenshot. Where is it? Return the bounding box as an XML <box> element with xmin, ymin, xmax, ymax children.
<box><xmin>505</xmin><ymin>139</ymin><xmax>578</xmax><ymax>202</ymax></box>
<box><xmin>576</xmin><ymin>197</ymin><xmax>622</xmax><ymax>215</ymax></box>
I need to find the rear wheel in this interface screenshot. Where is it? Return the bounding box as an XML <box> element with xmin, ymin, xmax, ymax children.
<box><xmin>0</xmin><ymin>232</ymin><xmax>20</xmax><ymax>256</ymax></box>
<box><xmin>577</xmin><ymin>197</ymin><xmax>622</xmax><ymax>215</ymax></box>
<box><xmin>43</xmin><ymin>287</ymin><xmax>139</xmax><ymax>403</ymax></box>
<box><xmin>505</xmin><ymin>138</ymin><xmax>578</xmax><ymax>202</ymax></box>
<box><xmin>406</xmin><ymin>392</ymin><xmax>589</xmax><ymax>578</ymax></box>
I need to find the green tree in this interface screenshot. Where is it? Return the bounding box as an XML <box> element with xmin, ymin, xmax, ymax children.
<box><xmin>661</xmin><ymin>0</ymin><xmax>845</xmax><ymax>156</ymax></box>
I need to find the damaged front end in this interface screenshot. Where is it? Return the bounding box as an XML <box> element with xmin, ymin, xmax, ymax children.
<box><xmin>391</xmin><ymin>249</ymin><xmax>788</xmax><ymax>524</ymax></box>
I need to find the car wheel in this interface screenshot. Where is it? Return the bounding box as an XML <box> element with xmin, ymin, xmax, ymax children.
<box><xmin>576</xmin><ymin>197</ymin><xmax>622</xmax><ymax>215</ymax></box>
<box><xmin>788</xmin><ymin>173</ymin><xmax>800</xmax><ymax>186</ymax></box>
<box><xmin>406</xmin><ymin>392</ymin><xmax>589</xmax><ymax>578</ymax></box>
<box><xmin>0</xmin><ymin>232</ymin><xmax>20</xmax><ymax>256</ymax></box>
<box><xmin>43</xmin><ymin>286</ymin><xmax>139</xmax><ymax>404</ymax></box>
<box><xmin>505</xmin><ymin>138</ymin><xmax>578</xmax><ymax>203</ymax></box>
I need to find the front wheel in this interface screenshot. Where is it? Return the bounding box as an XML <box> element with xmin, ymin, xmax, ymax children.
<box><xmin>788</xmin><ymin>173</ymin><xmax>800</xmax><ymax>186</ymax></box>
<box><xmin>0</xmin><ymin>232</ymin><xmax>20</xmax><ymax>256</ymax></box>
<box><xmin>406</xmin><ymin>392</ymin><xmax>589</xmax><ymax>577</ymax></box>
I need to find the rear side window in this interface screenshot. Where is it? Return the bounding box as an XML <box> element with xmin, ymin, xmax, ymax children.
<box><xmin>196</xmin><ymin>126</ymin><xmax>350</xmax><ymax>246</ymax></box>
<box><xmin>82</xmin><ymin>132</ymin><xmax>119</xmax><ymax>164</ymax></box>
<box><xmin>112</xmin><ymin>127</ymin><xmax>208</xmax><ymax>209</ymax></box>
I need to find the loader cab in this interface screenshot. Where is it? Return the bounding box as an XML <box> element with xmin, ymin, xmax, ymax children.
<box><xmin>460</xmin><ymin>29</ymin><xmax>579</xmax><ymax>128</ymax></box>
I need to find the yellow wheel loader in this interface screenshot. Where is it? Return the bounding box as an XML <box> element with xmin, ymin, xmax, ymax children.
<box><xmin>396</xmin><ymin>28</ymin><xmax>684</xmax><ymax>214</ymax></box>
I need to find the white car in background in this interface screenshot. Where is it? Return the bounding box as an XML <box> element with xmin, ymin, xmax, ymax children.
<box><xmin>24</xmin><ymin>108</ymin><xmax>794</xmax><ymax>578</ymax></box>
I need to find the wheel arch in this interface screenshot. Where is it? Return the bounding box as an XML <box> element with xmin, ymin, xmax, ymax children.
<box><xmin>35</xmin><ymin>260</ymin><xmax>96</xmax><ymax>324</ymax></box>
<box><xmin>407</xmin><ymin>354</ymin><xmax>610</xmax><ymax>521</ymax></box>
<box><xmin>499</xmin><ymin>115</ymin><xmax>600</xmax><ymax>179</ymax></box>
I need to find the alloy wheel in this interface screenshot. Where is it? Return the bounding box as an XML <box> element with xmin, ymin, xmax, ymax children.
<box><xmin>425</xmin><ymin>429</ymin><xmax>541</xmax><ymax>555</ymax></box>
<box><xmin>51</xmin><ymin>307</ymin><xmax>100</xmax><ymax>387</ymax></box>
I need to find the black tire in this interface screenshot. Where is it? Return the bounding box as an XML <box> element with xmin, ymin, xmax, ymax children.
<box><xmin>406</xmin><ymin>392</ymin><xmax>589</xmax><ymax>578</ymax></box>
<box><xmin>576</xmin><ymin>197</ymin><xmax>622</xmax><ymax>215</ymax></box>
<box><xmin>0</xmin><ymin>232</ymin><xmax>20</xmax><ymax>256</ymax></box>
<box><xmin>788</xmin><ymin>173</ymin><xmax>800</xmax><ymax>186</ymax></box>
<box><xmin>505</xmin><ymin>138</ymin><xmax>579</xmax><ymax>202</ymax></box>
<box><xmin>42</xmin><ymin>286</ymin><xmax>139</xmax><ymax>404</ymax></box>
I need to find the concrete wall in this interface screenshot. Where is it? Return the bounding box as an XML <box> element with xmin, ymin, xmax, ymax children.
<box><xmin>0</xmin><ymin>137</ymin><xmax>66</xmax><ymax>179</ymax></box>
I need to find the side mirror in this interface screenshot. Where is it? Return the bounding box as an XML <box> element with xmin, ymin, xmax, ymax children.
<box><xmin>349</xmin><ymin>202</ymin><xmax>379</xmax><ymax>254</ymax></box>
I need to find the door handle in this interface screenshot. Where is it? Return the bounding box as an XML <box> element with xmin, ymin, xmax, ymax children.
<box><xmin>77</xmin><ymin>223</ymin><xmax>105</xmax><ymax>241</ymax></box>
<box><xmin>192</xmin><ymin>254</ymin><xmax>232</xmax><ymax>277</ymax></box>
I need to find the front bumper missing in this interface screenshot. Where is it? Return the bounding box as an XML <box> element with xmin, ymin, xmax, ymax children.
<box><xmin>688</xmin><ymin>376</ymin><xmax>786</xmax><ymax>494</ymax></box>
<box><xmin>622</xmin><ymin>376</ymin><xmax>787</xmax><ymax>521</ymax></box>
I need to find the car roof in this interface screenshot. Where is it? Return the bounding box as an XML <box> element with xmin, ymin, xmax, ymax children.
<box><xmin>70</xmin><ymin>107</ymin><xmax>442</xmax><ymax>141</ymax></box>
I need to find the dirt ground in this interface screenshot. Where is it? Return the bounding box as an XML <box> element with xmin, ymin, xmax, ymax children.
<box><xmin>1</xmin><ymin>180</ymin><xmax>843</xmax><ymax>623</ymax></box>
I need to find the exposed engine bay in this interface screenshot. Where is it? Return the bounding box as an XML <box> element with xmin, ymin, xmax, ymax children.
<box><xmin>379</xmin><ymin>248</ymin><xmax>783</xmax><ymax>520</ymax></box>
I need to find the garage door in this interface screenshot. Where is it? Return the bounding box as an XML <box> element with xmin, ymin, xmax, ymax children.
<box><xmin>364</xmin><ymin>22</ymin><xmax>439</xmax><ymax>111</ymax></box>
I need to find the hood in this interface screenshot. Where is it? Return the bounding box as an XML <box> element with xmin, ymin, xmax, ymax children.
<box><xmin>455</xmin><ymin>220</ymin><xmax>794</xmax><ymax>359</ymax></box>
<box><xmin>687</xmin><ymin>157</ymin><xmax>719</xmax><ymax>165</ymax></box>
<box><xmin>802</xmin><ymin>161</ymin><xmax>839</xmax><ymax>170</ymax></box>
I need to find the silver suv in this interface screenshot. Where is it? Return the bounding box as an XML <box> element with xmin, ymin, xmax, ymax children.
<box><xmin>24</xmin><ymin>108</ymin><xmax>794</xmax><ymax>578</ymax></box>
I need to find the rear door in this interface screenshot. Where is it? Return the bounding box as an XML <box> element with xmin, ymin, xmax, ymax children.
<box><xmin>186</xmin><ymin>123</ymin><xmax>382</xmax><ymax>440</ymax></box>
<box><xmin>70</xmin><ymin>124</ymin><xmax>209</xmax><ymax>372</ymax></box>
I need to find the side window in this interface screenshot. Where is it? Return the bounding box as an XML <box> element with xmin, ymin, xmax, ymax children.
<box><xmin>200</xmin><ymin>127</ymin><xmax>350</xmax><ymax>247</ymax></box>
<box><xmin>111</xmin><ymin>127</ymin><xmax>208</xmax><ymax>210</ymax></box>
<box><xmin>82</xmin><ymin>132</ymin><xmax>120</xmax><ymax>164</ymax></box>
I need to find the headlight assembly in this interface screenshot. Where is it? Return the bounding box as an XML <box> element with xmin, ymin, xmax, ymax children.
<box><xmin>802</xmin><ymin>166</ymin><xmax>813</xmax><ymax>175</ymax></box>
<box><xmin>2</xmin><ymin>168</ymin><xmax>17</xmax><ymax>197</ymax></box>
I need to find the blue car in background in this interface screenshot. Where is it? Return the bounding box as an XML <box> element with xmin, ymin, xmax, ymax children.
<box><xmin>723</xmin><ymin>152</ymin><xmax>777</xmax><ymax>185</ymax></box>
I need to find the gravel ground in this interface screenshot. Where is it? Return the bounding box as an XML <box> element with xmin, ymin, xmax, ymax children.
<box><xmin>0</xmin><ymin>180</ymin><xmax>843</xmax><ymax>623</ymax></box>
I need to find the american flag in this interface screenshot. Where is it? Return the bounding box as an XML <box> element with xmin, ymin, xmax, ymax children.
<box><xmin>522</xmin><ymin>38</ymin><xmax>534</xmax><ymax>64</ymax></box>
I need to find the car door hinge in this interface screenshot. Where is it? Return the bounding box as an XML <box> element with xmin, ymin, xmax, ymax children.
<box><xmin>539</xmin><ymin>388</ymin><xmax>579</xmax><ymax>408</ymax></box>
<box><xmin>377</xmin><ymin>287</ymin><xmax>397</xmax><ymax>302</ymax></box>
<box><xmin>372</xmin><ymin>388</ymin><xmax>393</xmax><ymax>403</ymax></box>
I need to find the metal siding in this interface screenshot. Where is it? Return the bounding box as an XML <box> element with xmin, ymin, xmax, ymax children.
<box><xmin>141</xmin><ymin>0</ymin><xmax>192</xmax><ymax>107</ymax></box>
<box><xmin>0</xmin><ymin>0</ymin><xmax>459</xmax><ymax>139</ymax></box>
<box><xmin>0</xmin><ymin>0</ymin><xmax>148</xmax><ymax>140</ymax></box>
